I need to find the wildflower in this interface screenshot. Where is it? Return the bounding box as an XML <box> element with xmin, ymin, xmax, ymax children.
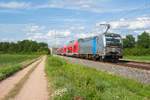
<box><xmin>51</xmin><ymin>88</ymin><xmax>67</xmax><ymax>97</ymax></box>
<box><xmin>116</xmin><ymin>96</ymin><xmax>119</xmax><ymax>98</ymax></box>
<box><xmin>48</xmin><ymin>83</ymin><xmax>51</xmax><ymax>88</ymax></box>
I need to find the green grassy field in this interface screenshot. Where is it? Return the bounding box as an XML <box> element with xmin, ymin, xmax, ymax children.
<box><xmin>122</xmin><ymin>56</ymin><xmax>150</xmax><ymax>62</ymax></box>
<box><xmin>0</xmin><ymin>54</ymin><xmax>39</xmax><ymax>81</ymax></box>
<box><xmin>46</xmin><ymin>56</ymin><xmax>150</xmax><ymax>100</ymax></box>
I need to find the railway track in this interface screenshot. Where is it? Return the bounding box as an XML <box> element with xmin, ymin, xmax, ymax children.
<box><xmin>114</xmin><ymin>60</ymin><xmax>150</xmax><ymax>70</ymax></box>
<box><xmin>98</xmin><ymin>60</ymin><xmax>150</xmax><ymax>70</ymax></box>
<box><xmin>59</xmin><ymin>55</ymin><xmax>150</xmax><ymax>71</ymax></box>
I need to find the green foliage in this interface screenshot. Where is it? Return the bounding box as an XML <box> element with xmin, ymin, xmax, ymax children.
<box><xmin>0</xmin><ymin>40</ymin><xmax>50</xmax><ymax>54</ymax></box>
<box><xmin>0</xmin><ymin>64</ymin><xmax>22</xmax><ymax>81</ymax></box>
<box><xmin>46</xmin><ymin>56</ymin><xmax>150</xmax><ymax>100</ymax></box>
<box><xmin>123</xmin><ymin>48</ymin><xmax>150</xmax><ymax>56</ymax></box>
<box><xmin>123</xmin><ymin>31</ymin><xmax>150</xmax><ymax>56</ymax></box>
<box><xmin>122</xmin><ymin>56</ymin><xmax>150</xmax><ymax>62</ymax></box>
<box><xmin>0</xmin><ymin>54</ymin><xmax>39</xmax><ymax>81</ymax></box>
<box><xmin>137</xmin><ymin>31</ymin><xmax>150</xmax><ymax>48</ymax></box>
<box><xmin>123</xmin><ymin>34</ymin><xmax>135</xmax><ymax>48</ymax></box>
<box><xmin>0</xmin><ymin>54</ymin><xmax>38</xmax><ymax>67</ymax></box>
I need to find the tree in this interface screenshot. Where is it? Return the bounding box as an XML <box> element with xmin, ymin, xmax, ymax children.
<box><xmin>137</xmin><ymin>31</ymin><xmax>150</xmax><ymax>48</ymax></box>
<box><xmin>122</xmin><ymin>34</ymin><xmax>135</xmax><ymax>48</ymax></box>
<box><xmin>0</xmin><ymin>40</ymin><xmax>49</xmax><ymax>54</ymax></box>
<box><xmin>8</xmin><ymin>42</ymin><xmax>17</xmax><ymax>53</ymax></box>
<box><xmin>0</xmin><ymin>42</ymin><xmax>9</xmax><ymax>53</ymax></box>
<box><xmin>29</xmin><ymin>41</ymin><xmax>38</xmax><ymax>52</ymax></box>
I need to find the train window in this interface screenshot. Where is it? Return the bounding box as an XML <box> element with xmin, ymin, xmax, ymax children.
<box><xmin>106</xmin><ymin>37</ymin><xmax>121</xmax><ymax>43</ymax></box>
<box><xmin>68</xmin><ymin>50</ymin><xmax>72</xmax><ymax>53</ymax></box>
<box><xmin>74</xmin><ymin>45</ymin><xmax>78</xmax><ymax>51</ymax></box>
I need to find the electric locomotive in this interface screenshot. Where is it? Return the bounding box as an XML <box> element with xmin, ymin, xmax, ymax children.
<box><xmin>56</xmin><ymin>24</ymin><xmax>123</xmax><ymax>62</ymax></box>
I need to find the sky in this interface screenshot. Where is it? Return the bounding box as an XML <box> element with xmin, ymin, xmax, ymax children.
<box><xmin>0</xmin><ymin>0</ymin><xmax>150</xmax><ymax>47</ymax></box>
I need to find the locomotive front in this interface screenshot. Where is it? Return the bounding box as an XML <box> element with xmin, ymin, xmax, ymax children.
<box><xmin>104</xmin><ymin>33</ymin><xmax>123</xmax><ymax>60</ymax></box>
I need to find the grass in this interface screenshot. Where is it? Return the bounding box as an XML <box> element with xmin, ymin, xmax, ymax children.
<box><xmin>0</xmin><ymin>54</ymin><xmax>39</xmax><ymax>67</ymax></box>
<box><xmin>0</xmin><ymin>54</ymin><xmax>39</xmax><ymax>81</ymax></box>
<box><xmin>2</xmin><ymin>59</ymin><xmax>42</xmax><ymax>100</ymax></box>
<box><xmin>46</xmin><ymin>56</ymin><xmax>150</xmax><ymax>100</ymax></box>
<box><xmin>122</xmin><ymin>56</ymin><xmax>150</xmax><ymax>62</ymax></box>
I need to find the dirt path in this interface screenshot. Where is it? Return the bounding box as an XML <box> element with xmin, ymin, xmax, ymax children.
<box><xmin>0</xmin><ymin>58</ymin><xmax>41</xmax><ymax>100</ymax></box>
<box><xmin>14</xmin><ymin>56</ymin><xmax>49</xmax><ymax>100</ymax></box>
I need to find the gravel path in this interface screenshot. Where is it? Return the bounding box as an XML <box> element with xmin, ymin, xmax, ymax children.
<box><xmin>14</xmin><ymin>56</ymin><xmax>49</xmax><ymax>100</ymax></box>
<box><xmin>59</xmin><ymin>56</ymin><xmax>150</xmax><ymax>85</ymax></box>
<box><xmin>0</xmin><ymin>59</ymin><xmax>41</xmax><ymax>100</ymax></box>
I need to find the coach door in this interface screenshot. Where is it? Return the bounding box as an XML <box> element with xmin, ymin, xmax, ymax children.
<box><xmin>97</xmin><ymin>36</ymin><xmax>103</xmax><ymax>55</ymax></box>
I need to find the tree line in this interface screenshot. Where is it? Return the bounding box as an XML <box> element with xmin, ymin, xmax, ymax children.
<box><xmin>122</xmin><ymin>31</ymin><xmax>150</xmax><ymax>56</ymax></box>
<box><xmin>0</xmin><ymin>40</ymin><xmax>50</xmax><ymax>54</ymax></box>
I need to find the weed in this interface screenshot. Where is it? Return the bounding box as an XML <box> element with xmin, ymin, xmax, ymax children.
<box><xmin>46</xmin><ymin>56</ymin><xmax>150</xmax><ymax>100</ymax></box>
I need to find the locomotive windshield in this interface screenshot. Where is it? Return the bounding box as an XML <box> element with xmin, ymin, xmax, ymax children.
<box><xmin>105</xmin><ymin>34</ymin><xmax>122</xmax><ymax>47</ymax></box>
<box><xmin>106</xmin><ymin>37</ymin><xmax>121</xmax><ymax>43</ymax></box>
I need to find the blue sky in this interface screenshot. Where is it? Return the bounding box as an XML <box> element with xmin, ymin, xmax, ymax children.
<box><xmin>0</xmin><ymin>0</ymin><xmax>150</xmax><ymax>47</ymax></box>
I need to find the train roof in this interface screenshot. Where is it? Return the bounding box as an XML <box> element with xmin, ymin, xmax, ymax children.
<box><xmin>105</xmin><ymin>33</ymin><xmax>121</xmax><ymax>37</ymax></box>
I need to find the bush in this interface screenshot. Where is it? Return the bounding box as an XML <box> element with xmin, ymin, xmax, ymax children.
<box><xmin>123</xmin><ymin>48</ymin><xmax>150</xmax><ymax>56</ymax></box>
<box><xmin>0</xmin><ymin>54</ymin><xmax>39</xmax><ymax>81</ymax></box>
<box><xmin>0</xmin><ymin>64</ymin><xmax>22</xmax><ymax>81</ymax></box>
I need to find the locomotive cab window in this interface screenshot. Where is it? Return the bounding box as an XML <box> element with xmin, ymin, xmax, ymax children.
<box><xmin>106</xmin><ymin>37</ymin><xmax>121</xmax><ymax>43</ymax></box>
<box><xmin>105</xmin><ymin>34</ymin><xmax>122</xmax><ymax>47</ymax></box>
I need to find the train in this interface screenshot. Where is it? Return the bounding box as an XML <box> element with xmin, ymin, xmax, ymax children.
<box><xmin>56</xmin><ymin>24</ymin><xmax>123</xmax><ymax>62</ymax></box>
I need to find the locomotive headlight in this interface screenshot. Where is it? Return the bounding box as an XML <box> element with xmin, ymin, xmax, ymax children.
<box><xmin>112</xmin><ymin>48</ymin><xmax>116</xmax><ymax>52</ymax></box>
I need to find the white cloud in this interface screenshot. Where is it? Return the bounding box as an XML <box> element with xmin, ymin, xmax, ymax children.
<box><xmin>96</xmin><ymin>16</ymin><xmax>150</xmax><ymax>31</ymax></box>
<box><xmin>134</xmin><ymin>30</ymin><xmax>150</xmax><ymax>34</ymax></box>
<box><xmin>28</xmin><ymin>25</ymin><xmax>45</xmax><ymax>32</ymax></box>
<box><xmin>0</xmin><ymin>0</ymin><xmax>141</xmax><ymax>14</ymax></box>
<box><xmin>75</xmin><ymin>33</ymin><xmax>96</xmax><ymax>38</ymax></box>
<box><xmin>0</xmin><ymin>38</ymin><xmax>16</xmax><ymax>42</ymax></box>
<box><xmin>47</xmin><ymin>30</ymin><xmax>72</xmax><ymax>37</ymax></box>
<box><xmin>146</xmin><ymin>30</ymin><xmax>150</xmax><ymax>33</ymax></box>
<box><xmin>25</xmin><ymin>25</ymin><xmax>45</xmax><ymax>35</ymax></box>
<box><xmin>128</xmin><ymin>17</ymin><xmax>150</xmax><ymax>29</ymax></box>
<box><xmin>27</xmin><ymin>29</ymin><xmax>72</xmax><ymax>41</ymax></box>
<box><xmin>70</xmin><ymin>26</ymin><xmax>85</xmax><ymax>31</ymax></box>
<box><xmin>0</xmin><ymin>1</ymin><xmax>31</xmax><ymax>9</ymax></box>
<box><xmin>107</xmin><ymin>16</ymin><xmax>150</xmax><ymax>30</ymax></box>
<box><xmin>109</xmin><ymin>20</ymin><xmax>128</xmax><ymax>29</ymax></box>
<box><xmin>95</xmin><ymin>16</ymin><xmax>150</xmax><ymax>38</ymax></box>
<box><xmin>27</xmin><ymin>33</ymin><xmax>44</xmax><ymax>40</ymax></box>
<box><xmin>26</xmin><ymin>29</ymin><xmax>73</xmax><ymax>47</ymax></box>
<box><xmin>36</xmin><ymin>0</ymin><xmax>96</xmax><ymax>9</ymax></box>
<box><xmin>35</xmin><ymin>0</ymin><xmax>102</xmax><ymax>13</ymax></box>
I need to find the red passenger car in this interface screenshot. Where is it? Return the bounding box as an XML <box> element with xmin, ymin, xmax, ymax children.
<box><xmin>56</xmin><ymin>40</ymin><xmax>78</xmax><ymax>56</ymax></box>
<box><xmin>73</xmin><ymin>40</ymin><xmax>79</xmax><ymax>54</ymax></box>
<box><xmin>66</xmin><ymin>46</ymin><xmax>73</xmax><ymax>55</ymax></box>
<box><xmin>63</xmin><ymin>46</ymin><xmax>67</xmax><ymax>55</ymax></box>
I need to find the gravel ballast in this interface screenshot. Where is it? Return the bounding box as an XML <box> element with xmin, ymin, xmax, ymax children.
<box><xmin>59</xmin><ymin>56</ymin><xmax>150</xmax><ymax>85</ymax></box>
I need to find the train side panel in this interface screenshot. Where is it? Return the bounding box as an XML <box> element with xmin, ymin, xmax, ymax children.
<box><xmin>73</xmin><ymin>41</ymin><xmax>79</xmax><ymax>54</ymax></box>
<box><xmin>97</xmin><ymin>34</ymin><xmax>105</xmax><ymax>57</ymax></box>
<box><xmin>78</xmin><ymin>37</ymin><xmax>96</xmax><ymax>54</ymax></box>
<box><xmin>93</xmin><ymin>38</ymin><xmax>97</xmax><ymax>54</ymax></box>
